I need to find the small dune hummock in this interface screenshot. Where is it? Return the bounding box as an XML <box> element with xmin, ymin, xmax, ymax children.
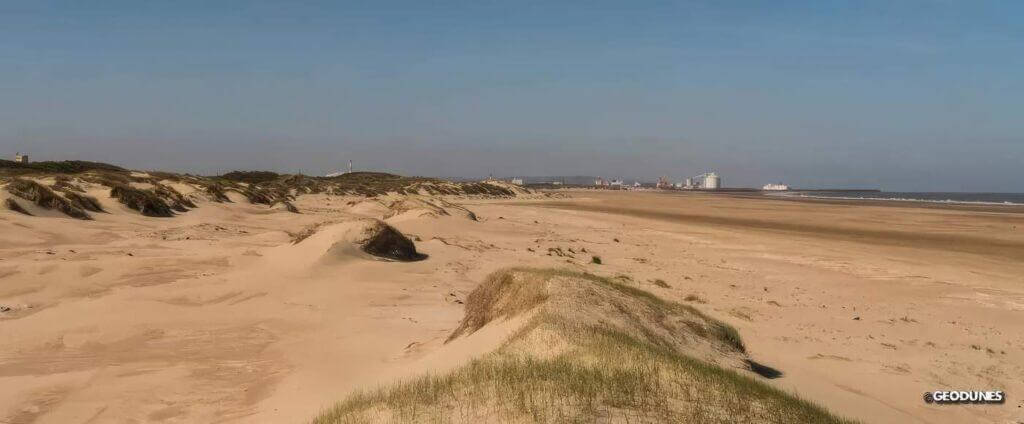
<box><xmin>358</xmin><ymin>221</ymin><xmax>427</xmax><ymax>262</ymax></box>
<box><xmin>317</xmin><ymin>268</ymin><xmax>850</xmax><ymax>424</ymax></box>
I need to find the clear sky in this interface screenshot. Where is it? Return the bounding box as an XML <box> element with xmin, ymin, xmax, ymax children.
<box><xmin>2</xmin><ymin>1</ymin><xmax>1021</xmax><ymax>191</ymax></box>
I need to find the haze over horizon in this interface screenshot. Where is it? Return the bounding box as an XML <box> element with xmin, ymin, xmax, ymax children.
<box><xmin>2</xmin><ymin>1</ymin><xmax>1021</xmax><ymax>192</ymax></box>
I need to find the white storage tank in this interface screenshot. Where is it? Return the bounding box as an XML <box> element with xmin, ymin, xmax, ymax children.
<box><xmin>703</xmin><ymin>173</ymin><xmax>721</xmax><ymax>189</ymax></box>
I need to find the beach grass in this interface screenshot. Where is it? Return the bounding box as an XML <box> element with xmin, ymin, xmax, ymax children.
<box><xmin>314</xmin><ymin>268</ymin><xmax>853</xmax><ymax>424</ymax></box>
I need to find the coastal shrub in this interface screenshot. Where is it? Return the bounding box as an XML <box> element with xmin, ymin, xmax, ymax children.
<box><xmin>219</xmin><ymin>170</ymin><xmax>281</xmax><ymax>184</ymax></box>
<box><xmin>0</xmin><ymin>160</ymin><xmax>125</xmax><ymax>174</ymax></box>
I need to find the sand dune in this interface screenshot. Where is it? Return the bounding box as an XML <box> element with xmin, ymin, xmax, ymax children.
<box><xmin>1</xmin><ymin>183</ymin><xmax>1021</xmax><ymax>423</ymax></box>
<box><xmin>315</xmin><ymin>268</ymin><xmax>847</xmax><ymax>423</ymax></box>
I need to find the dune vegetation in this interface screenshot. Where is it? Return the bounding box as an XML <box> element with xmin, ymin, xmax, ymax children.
<box><xmin>4</xmin><ymin>178</ymin><xmax>92</xmax><ymax>220</ymax></box>
<box><xmin>0</xmin><ymin>160</ymin><xmax>527</xmax><ymax>220</ymax></box>
<box><xmin>314</xmin><ymin>268</ymin><xmax>854</xmax><ymax>424</ymax></box>
<box><xmin>4</xmin><ymin>197</ymin><xmax>32</xmax><ymax>215</ymax></box>
<box><xmin>109</xmin><ymin>184</ymin><xmax>176</xmax><ymax>217</ymax></box>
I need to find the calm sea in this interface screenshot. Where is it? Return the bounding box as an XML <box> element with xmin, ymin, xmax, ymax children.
<box><xmin>778</xmin><ymin>191</ymin><xmax>1024</xmax><ymax>206</ymax></box>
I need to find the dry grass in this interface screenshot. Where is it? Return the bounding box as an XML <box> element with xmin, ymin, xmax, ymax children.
<box><xmin>202</xmin><ymin>183</ymin><xmax>232</xmax><ymax>202</ymax></box>
<box><xmin>52</xmin><ymin>175</ymin><xmax>86</xmax><ymax>193</ymax></box>
<box><xmin>79</xmin><ymin>170</ymin><xmax>133</xmax><ymax>188</ymax></box>
<box><xmin>290</xmin><ymin>222</ymin><xmax>330</xmax><ymax>244</ymax></box>
<box><xmin>684</xmin><ymin>293</ymin><xmax>707</xmax><ymax>304</ymax></box>
<box><xmin>4</xmin><ymin>198</ymin><xmax>32</xmax><ymax>216</ymax></box>
<box><xmin>315</xmin><ymin>268</ymin><xmax>852</xmax><ymax>424</ymax></box>
<box><xmin>274</xmin><ymin>200</ymin><xmax>300</xmax><ymax>213</ymax></box>
<box><xmin>60</xmin><ymin>190</ymin><xmax>104</xmax><ymax>213</ymax></box>
<box><xmin>153</xmin><ymin>184</ymin><xmax>196</xmax><ymax>211</ymax></box>
<box><xmin>447</xmin><ymin>270</ymin><xmax>550</xmax><ymax>341</ymax></box>
<box><xmin>109</xmin><ymin>185</ymin><xmax>174</xmax><ymax>217</ymax></box>
<box><xmin>4</xmin><ymin>178</ymin><xmax>91</xmax><ymax>220</ymax></box>
<box><xmin>241</xmin><ymin>186</ymin><xmax>283</xmax><ymax>205</ymax></box>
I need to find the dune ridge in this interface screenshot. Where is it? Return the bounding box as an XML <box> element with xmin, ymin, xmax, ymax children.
<box><xmin>0</xmin><ymin>161</ymin><xmax>529</xmax><ymax>221</ymax></box>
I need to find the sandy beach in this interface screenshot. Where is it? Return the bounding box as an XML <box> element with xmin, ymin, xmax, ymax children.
<box><xmin>2</xmin><ymin>187</ymin><xmax>1023</xmax><ymax>423</ymax></box>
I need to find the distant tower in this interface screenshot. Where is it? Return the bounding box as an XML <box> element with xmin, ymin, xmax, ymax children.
<box><xmin>348</xmin><ymin>160</ymin><xmax>352</xmax><ymax>174</ymax></box>
<box><xmin>14</xmin><ymin>152</ymin><xmax>29</xmax><ymax>163</ymax></box>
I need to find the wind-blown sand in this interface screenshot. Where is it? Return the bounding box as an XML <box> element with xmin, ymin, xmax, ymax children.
<box><xmin>2</xmin><ymin>188</ymin><xmax>1022</xmax><ymax>423</ymax></box>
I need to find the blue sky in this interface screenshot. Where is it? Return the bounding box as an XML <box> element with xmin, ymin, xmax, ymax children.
<box><xmin>1</xmin><ymin>1</ymin><xmax>1021</xmax><ymax>191</ymax></box>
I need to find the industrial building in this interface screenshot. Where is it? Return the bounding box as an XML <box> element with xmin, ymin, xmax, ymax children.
<box><xmin>762</xmin><ymin>183</ymin><xmax>789</xmax><ymax>191</ymax></box>
<box><xmin>654</xmin><ymin>173</ymin><xmax>723</xmax><ymax>190</ymax></box>
<box><xmin>656</xmin><ymin>176</ymin><xmax>673</xmax><ymax>189</ymax></box>
<box><xmin>13</xmin><ymin>152</ymin><xmax>28</xmax><ymax>163</ymax></box>
<box><xmin>689</xmin><ymin>172</ymin><xmax>721</xmax><ymax>189</ymax></box>
<box><xmin>702</xmin><ymin>172</ymin><xmax>721</xmax><ymax>189</ymax></box>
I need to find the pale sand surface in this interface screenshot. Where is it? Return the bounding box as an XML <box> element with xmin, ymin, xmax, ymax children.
<box><xmin>2</xmin><ymin>189</ymin><xmax>1023</xmax><ymax>423</ymax></box>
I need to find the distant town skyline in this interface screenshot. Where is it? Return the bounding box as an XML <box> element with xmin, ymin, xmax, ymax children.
<box><xmin>2</xmin><ymin>1</ymin><xmax>1022</xmax><ymax>192</ymax></box>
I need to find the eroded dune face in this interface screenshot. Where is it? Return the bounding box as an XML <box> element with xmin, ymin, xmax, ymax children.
<box><xmin>358</xmin><ymin>221</ymin><xmax>427</xmax><ymax>262</ymax></box>
<box><xmin>295</xmin><ymin>219</ymin><xmax>428</xmax><ymax>264</ymax></box>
